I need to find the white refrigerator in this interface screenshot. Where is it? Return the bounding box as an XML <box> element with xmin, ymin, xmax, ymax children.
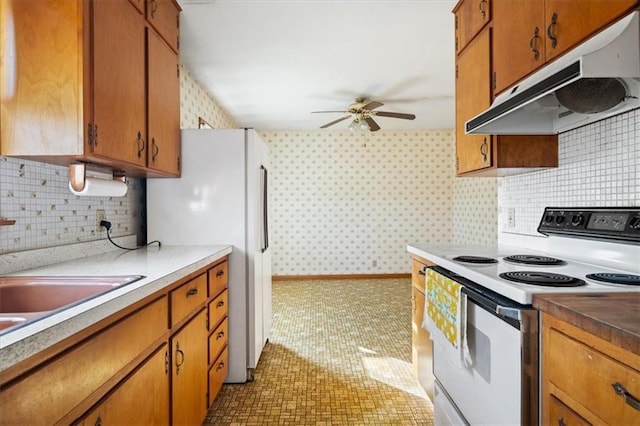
<box><xmin>146</xmin><ymin>128</ymin><xmax>272</xmax><ymax>383</ymax></box>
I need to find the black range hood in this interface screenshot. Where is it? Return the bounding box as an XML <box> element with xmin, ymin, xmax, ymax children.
<box><xmin>466</xmin><ymin>12</ymin><xmax>640</xmax><ymax>135</ymax></box>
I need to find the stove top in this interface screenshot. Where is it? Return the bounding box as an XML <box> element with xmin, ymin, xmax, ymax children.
<box><xmin>408</xmin><ymin>208</ymin><xmax>640</xmax><ymax>305</ymax></box>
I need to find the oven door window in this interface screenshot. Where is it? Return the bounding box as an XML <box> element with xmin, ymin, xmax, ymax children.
<box><xmin>434</xmin><ymin>300</ymin><xmax>522</xmax><ymax>425</ymax></box>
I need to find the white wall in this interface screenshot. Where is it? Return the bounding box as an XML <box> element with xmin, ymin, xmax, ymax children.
<box><xmin>259</xmin><ymin>130</ymin><xmax>455</xmax><ymax>276</ymax></box>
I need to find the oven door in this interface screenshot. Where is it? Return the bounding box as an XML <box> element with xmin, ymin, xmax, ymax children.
<box><xmin>430</xmin><ymin>266</ymin><xmax>538</xmax><ymax>426</ymax></box>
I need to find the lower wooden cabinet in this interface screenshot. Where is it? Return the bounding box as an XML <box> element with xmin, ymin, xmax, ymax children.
<box><xmin>0</xmin><ymin>256</ymin><xmax>230</xmax><ymax>426</ymax></box>
<box><xmin>80</xmin><ymin>346</ymin><xmax>170</xmax><ymax>425</ymax></box>
<box><xmin>411</xmin><ymin>256</ymin><xmax>434</xmax><ymax>402</ymax></box>
<box><xmin>171</xmin><ymin>309</ymin><xmax>208</xmax><ymax>426</ymax></box>
<box><xmin>541</xmin><ymin>313</ymin><xmax>640</xmax><ymax>425</ymax></box>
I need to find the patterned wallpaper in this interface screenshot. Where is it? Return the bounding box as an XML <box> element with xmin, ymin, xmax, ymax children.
<box><xmin>498</xmin><ymin>108</ymin><xmax>639</xmax><ymax>237</ymax></box>
<box><xmin>180</xmin><ymin>65</ymin><xmax>237</xmax><ymax>129</ymax></box>
<box><xmin>453</xmin><ymin>177</ymin><xmax>497</xmax><ymax>245</ymax></box>
<box><xmin>259</xmin><ymin>130</ymin><xmax>455</xmax><ymax>276</ymax></box>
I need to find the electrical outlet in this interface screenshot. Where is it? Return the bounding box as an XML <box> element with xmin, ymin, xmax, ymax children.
<box><xmin>372</xmin><ymin>260</ymin><xmax>378</xmax><ymax>267</ymax></box>
<box><xmin>96</xmin><ymin>209</ymin><xmax>106</xmax><ymax>231</ymax></box>
<box><xmin>508</xmin><ymin>208</ymin><xmax>516</xmax><ymax>228</ymax></box>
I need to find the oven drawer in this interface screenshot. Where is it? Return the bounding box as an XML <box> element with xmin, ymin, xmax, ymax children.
<box><xmin>544</xmin><ymin>316</ymin><xmax>640</xmax><ymax>425</ymax></box>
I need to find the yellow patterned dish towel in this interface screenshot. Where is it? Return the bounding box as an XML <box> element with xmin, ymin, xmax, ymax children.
<box><xmin>422</xmin><ymin>268</ymin><xmax>473</xmax><ymax>368</ymax></box>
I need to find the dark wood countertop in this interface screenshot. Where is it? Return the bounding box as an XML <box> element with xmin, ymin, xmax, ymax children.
<box><xmin>533</xmin><ymin>293</ymin><xmax>640</xmax><ymax>355</ymax></box>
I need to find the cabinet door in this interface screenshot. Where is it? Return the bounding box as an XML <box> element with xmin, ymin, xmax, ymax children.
<box><xmin>172</xmin><ymin>309</ymin><xmax>208</xmax><ymax>426</ymax></box>
<box><xmin>544</xmin><ymin>0</ymin><xmax>638</xmax><ymax>62</ymax></box>
<box><xmin>547</xmin><ymin>395</ymin><xmax>590</xmax><ymax>426</ymax></box>
<box><xmin>455</xmin><ymin>28</ymin><xmax>492</xmax><ymax>174</ymax></box>
<box><xmin>92</xmin><ymin>0</ymin><xmax>147</xmax><ymax>167</ymax></box>
<box><xmin>146</xmin><ymin>0</ymin><xmax>180</xmax><ymax>52</ymax></box>
<box><xmin>455</xmin><ymin>0</ymin><xmax>491</xmax><ymax>54</ymax></box>
<box><xmin>81</xmin><ymin>347</ymin><xmax>170</xmax><ymax>426</ymax></box>
<box><xmin>147</xmin><ymin>28</ymin><xmax>181</xmax><ymax>176</ymax></box>
<box><xmin>492</xmin><ymin>0</ymin><xmax>545</xmax><ymax>94</ymax></box>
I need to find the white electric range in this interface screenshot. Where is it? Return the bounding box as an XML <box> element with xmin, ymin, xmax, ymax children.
<box><xmin>407</xmin><ymin>207</ymin><xmax>640</xmax><ymax>426</ymax></box>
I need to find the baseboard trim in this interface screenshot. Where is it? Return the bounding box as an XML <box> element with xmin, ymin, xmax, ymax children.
<box><xmin>272</xmin><ymin>273</ymin><xmax>411</xmax><ymax>281</ymax></box>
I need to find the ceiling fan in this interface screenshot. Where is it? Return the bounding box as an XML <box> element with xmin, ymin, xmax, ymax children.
<box><xmin>312</xmin><ymin>97</ymin><xmax>416</xmax><ymax>132</ymax></box>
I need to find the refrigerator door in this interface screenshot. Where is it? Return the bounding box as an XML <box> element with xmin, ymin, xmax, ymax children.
<box><xmin>147</xmin><ymin>128</ymin><xmax>250</xmax><ymax>383</ymax></box>
<box><xmin>246</xmin><ymin>130</ymin><xmax>272</xmax><ymax>369</ymax></box>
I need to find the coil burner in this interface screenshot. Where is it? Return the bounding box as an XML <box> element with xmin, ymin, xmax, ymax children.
<box><xmin>503</xmin><ymin>255</ymin><xmax>566</xmax><ymax>266</ymax></box>
<box><xmin>499</xmin><ymin>271</ymin><xmax>585</xmax><ymax>287</ymax></box>
<box><xmin>452</xmin><ymin>256</ymin><xmax>498</xmax><ymax>264</ymax></box>
<box><xmin>585</xmin><ymin>273</ymin><xmax>640</xmax><ymax>286</ymax></box>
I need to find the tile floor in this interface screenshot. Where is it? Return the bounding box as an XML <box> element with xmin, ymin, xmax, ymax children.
<box><xmin>204</xmin><ymin>278</ymin><xmax>434</xmax><ymax>425</ymax></box>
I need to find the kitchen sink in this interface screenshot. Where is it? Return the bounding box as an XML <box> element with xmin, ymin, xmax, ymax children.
<box><xmin>0</xmin><ymin>275</ymin><xmax>145</xmax><ymax>332</ymax></box>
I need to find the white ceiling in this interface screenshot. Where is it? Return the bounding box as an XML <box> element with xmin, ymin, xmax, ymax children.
<box><xmin>178</xmin><ymin>0</ymin><xmax>457</xmax><ymax>131</ymax></box>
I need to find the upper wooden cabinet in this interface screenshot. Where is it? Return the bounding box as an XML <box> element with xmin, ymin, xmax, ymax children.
<box><xmin>146</xmin><ymin>0</ymin><xmax>180</xmax><ymax>52</ymax></box>
<box><xmin>454</xmin><ymin>0</ymin><xmax>491</xmax><ymax>54</ymax></box>
<box><xmin>0</xmin><ymin>0</ymin><xmax>181</xmax><ymax>178</ymax></box>
<box><xmin>492</xmin><ymin>0</ymin><xmax>638</xmax><ymax>95</ymax></box>
<box><xmin>453</xmin><ymin>4</ymin><xmax>558</xmax><ymax>176</ymax></box>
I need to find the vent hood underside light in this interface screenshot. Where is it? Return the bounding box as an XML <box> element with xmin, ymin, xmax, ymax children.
<box><xmin>467</xmin><ymin>11</ymin><xmax>640</xmax><ymax>135</ymax></box>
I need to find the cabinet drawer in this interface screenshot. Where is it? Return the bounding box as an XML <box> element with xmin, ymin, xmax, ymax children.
<box><xmin>170</xmin><ymin>273</ymin><xmax>207</xmax><ymax>327</ymax></box>
<box><xmin>548</xmin><ymin>395</ymin><xmax>590</xmax><ymax>426</ymax></box>
<box><xmin>208</xmin><ymin>317</ymin><xmax>228</xmax><ymax>365</ymax></box>
<box><xmin>208</xmin><ymin>290</ymin><xmax>228</xmax><ymax>331</ymax></box>
<box><xmin>0</xmin><ymin>296</ymin><xmax>167</xmax><ymax>425</ymax></box>
<box><xmin>208</xmin><ymin>260</ymin><xmax>228</xmax><ymax>298</ymax></box>
<box><xmin>208</xmin><ymin>347</ymin><xmax>228</xmax><ymax>407</ymax></box>
<box><xmin>546</xmin><ymin>326</ymin><xmax>640</xmax><ymax>425</ymax></box>
<box><xmin>146</xmin><ymin>0</ymin><xmax>180</xmax><ymax>52</ymax></box>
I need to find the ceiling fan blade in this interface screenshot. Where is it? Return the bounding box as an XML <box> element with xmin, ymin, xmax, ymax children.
<box><xmin>320</xmin><ymin>115</ymin><xmax>351</xmax><ymax>128</ymax></box>
<box><xmin>374</xmin><ymin>111</ymin><xmax>416</xmax><ymax>120</ymax></box>
<box><xmin>365</xmin><ymin>117</ymin><xmax>381</xmax><ymax>132</ymax></box>
<box><xmin>362</xmin><ymin>101</ymin><xmax>384</xmax><ymax>111</ymax></box>
<box><xmin>312</xmin><ymin>110</ymin><xmax>349</xmax><ymax>114</ymax></box>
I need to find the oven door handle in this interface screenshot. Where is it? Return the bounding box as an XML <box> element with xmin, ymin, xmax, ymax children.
<box><xmin>495</xmin><ymin>306</ymin><xmax>523</xmax><ymax>321</ymax></box>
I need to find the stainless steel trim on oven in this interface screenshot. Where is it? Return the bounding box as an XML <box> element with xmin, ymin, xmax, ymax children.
<box><xmin>430</xmin><ymin>266</ymin><xmax>539</xmax><ymax>426</ymax></box>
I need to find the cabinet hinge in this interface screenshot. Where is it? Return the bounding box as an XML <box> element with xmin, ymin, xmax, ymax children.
<box><xmin>177</xmin><ymin>36</ymin><xmax>180</xmax><ymax>51</ymax></box>
<box><xmin>456</xmin><ymin>157</ymin><xmax>459</xmax><ymax>171</ymax></box>
<box><xmin>88</xmin><ymin>123</ymin><xmax>98</xmax><ymax>147</ymax></box>
<box><xmin>455</xmin><ymin>15</ymin><xmax>458</xmax><ymax>30</ymax></box>
<box><xmin>177</xmin><ymin>63</ymin><xmax>180</xmax><ymax>78</ymax></box>
<box><xmin>455</xmin><ymin>64</ymin><xmax>458</xmax><ymax>79</ymax></box>
<box><xmin>177</xmin><ymin>156</ymin><xmax>181</xmax><ymax>172</ymax></box>
<box><xmin>455</xmin><ymin>37</ymin><xmax>458</xmax><ymax>52</ymax></box>
<box><xmin>177</xmin><ymin>14</ymin><xmax>180</xmax><ymax>28</ymax></box>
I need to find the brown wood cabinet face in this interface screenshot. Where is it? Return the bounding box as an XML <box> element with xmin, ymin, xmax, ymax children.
<box><xmin>0</xmin><ymin>0</ymin><xmax>83</xmax><ymax>156</ymax></box>
<box><xmin>92</xmin><ymin>0</ymin><xmax>147</xmax><ymax>167</ymax></box>
<box><xmin>170</xmin><ymin>273</ymin><xmax>207</xmax><ymax>328</ymax></box>
<box><xmin>548</xmin><ymin>395</ymin><xmax>590</xmax><ymax>426</ymax></box>
<box><xmin>544</xmin><ymin>0</ymin><xmax>638</xmax><ymax>62</ymax></box>
<box><xmin>80</xmin><ymin>346</ymin><xmax>170</xmax><ymax>426</ymax></box>
<box><xmin>455</xmin><ymin>28</ymin><xmax>492</xmax><ymax>174</ymax></box>
<box><xmin>208</xmin><ymin>260</ymin><xmax>229</xmax><ymax>298</ymax></box>
<box><xmin>492</xmin><ymin>0</ymin><xmax>545</xmax><ymax>95</ymax></box>
<box><xmin>0</xmin><ymin>296</ymin><xmax>167</xmax><ymax>425</ymax></box>
<box><xmin>493</xmin><ymin>0</ymin><xmax>638</xmax><ymax>95</ymax></box>
<box><xmin>454</xmin><ymin>0</ymin><xmax>491</xmax><ymax>54</ymax></box>
<box><xmin>208</xmin><ymin>317</ymin><xmax>228</xmax><ymax>365</ymax></box>
<box><xmin>541</xmin><ymin>314</ymin><xmax>640</xmax><ymax>425</ymax></box>
<box><xmin>146</xmin><ymin>0</ymin><xmax>180</xmax><ymax>52</ymax></box>
<box><xmin>146</xmin><ymin>28</ymin><xmax>181</xmax><ymax>176</ymax></box>
<box><xmin>171</xmin><ymin>309</ymin><xmax>208</xmax><ymax>426</ymax></box>
<box><xmin>412</xmin><ymin>286</ymin><xmax>433</xmax><ymax>402</ymax></box>
<box><xmin>208</xmin><ymin>347</ymin><xmax>229</xmax><ymax>407</ymax></box>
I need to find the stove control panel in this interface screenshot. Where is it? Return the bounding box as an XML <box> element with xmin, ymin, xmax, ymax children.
<box><xmin>538</xmin><ymin>207</ymin><xmax>640</xmax><ymax>243</ymax></box>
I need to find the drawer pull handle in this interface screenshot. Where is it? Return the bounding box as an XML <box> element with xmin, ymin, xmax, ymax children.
<box><xmin>216</xmin><ymin>331</ymin><xmax>225</xmax><ymax>340</ymax></box>
<box><xmin>216</xmin><ymin>270</ymin><xmax>225</xmax><ymax>278</ymax></box>
<box><xmin>418</xmin><ymin>266</ymin><xmax>427</xmax><ymax>276</ymax></box>
<box><xmin>612</xmin><ymin>382</ymin><xmax>640</xmax><ymax>411</ymax></box>
<box><xmin>478</xmin><ymin>0</ymin><xmax>487</xmax><ymax>20</ymax></box>
<box><xmin>186</xmin><ymin>287</ymin><xmax>198</xmax><ymax>297</ymax></box>
<box><xmin>216</xmin><ymin>361</ymin><xmax>225</xmax><ymax>371</ymax></box>
<box><xmin>529</xmin><ymin>27</ymin><xmax>540</xmax><ymax>60</ymax></box>
<box><xmin>547</xmin><ymin>12</ymin><xmax>558</xmax><ymax>48</ymax></box>
<box><xmin>217</xmin><ymin>301</ymin><xmax>225</xmax><ymax>308</ymax></box>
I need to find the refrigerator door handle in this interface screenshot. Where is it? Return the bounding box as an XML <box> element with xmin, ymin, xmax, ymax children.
<box><xmin>261</xmin><ymin>165</ymin><xmax>269</xmax><ymax>253</ymax></box>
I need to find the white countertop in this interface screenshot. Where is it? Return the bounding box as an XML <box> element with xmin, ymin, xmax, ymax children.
<box><xmin>0</xmin><ymin>244</ymin><xmax>232</xmax><ymax>371</ymax></box>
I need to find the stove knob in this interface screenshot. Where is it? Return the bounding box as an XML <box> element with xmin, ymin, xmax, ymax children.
<box><xmin>555</xmin><ymin>215</ymin><xmax>566</xmax><ymax>224</ymax></box>
<box><xmin>571</xmin><ymin>214</ymin><xmax>584</xmax><ymax>226</ymax></box>
<box><xmin>630</xmin><ymin>216</ymin><xmax>640</xmax><ymax>230</ymax></box>
<box><xmin>544</xmin><ymin>214</ymin><xmax>554</xmax><ymax>223</ymax></box>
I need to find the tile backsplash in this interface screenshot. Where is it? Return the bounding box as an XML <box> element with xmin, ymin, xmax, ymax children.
<box><xmin>0</xmin><ymin>157</ymin><xmax>144</xmax><ymax>254</ymax></box>
<box><xmin>498</xmin><ymin>108</ymin><xmax>639</xmax><ymax>236</ymax></box>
